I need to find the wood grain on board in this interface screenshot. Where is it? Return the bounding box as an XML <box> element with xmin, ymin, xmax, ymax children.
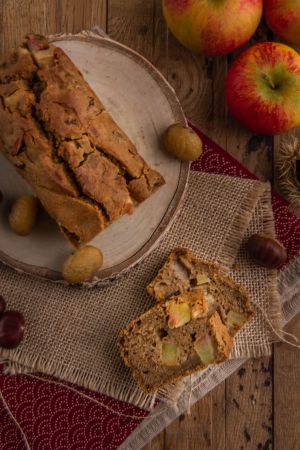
<box><xmin>0</xmin><ymin>0</ymin><xmax>299</xmax><ymax>448</ymax></box>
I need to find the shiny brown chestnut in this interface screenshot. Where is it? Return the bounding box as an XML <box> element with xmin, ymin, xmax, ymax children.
<box><xmin>246</xmin><ymin>234</ymin><xmax>287</xmax><ymax>269</ymax></box>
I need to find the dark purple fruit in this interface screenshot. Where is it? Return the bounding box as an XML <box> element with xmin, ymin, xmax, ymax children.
<box><xmin>0</xmin><ymin>310</ymin><xmax>25</xmax><ymax>349</ymax></box>
<box><xmin>0</xmin><ymin>296</ymin><xmax>6</xmax><ymax>316</ymax></box>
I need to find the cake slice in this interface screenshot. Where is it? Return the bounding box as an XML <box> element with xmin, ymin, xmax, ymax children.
<box><xmin>119</xmin><ymin>249</ymin><xmax>254</xmax><ymax>392</ymax></box>
<box><xmin>119</xmin><ymin>299</ymin><xmax>233</xmax><ymax>392</ymax></box>
<box><xmin>147</xmin><ymin>248</ymin><xmax>255</xmax><ymax>336</ymax></box>
<box><xmin>0</xmin><ymin>34</ymin><xmax>165</xmax><ymax>246</ymax></box>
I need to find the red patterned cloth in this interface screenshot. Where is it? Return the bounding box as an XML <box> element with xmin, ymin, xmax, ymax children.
<box><xmin>1</xmin><ymin>130</ymin><xmax>300</xmax><ymax>450</ymax></box>
<box><xmin>192</xmin><ymin>129</ymin><xmax>300</xmax><ymax>263</ymax></box>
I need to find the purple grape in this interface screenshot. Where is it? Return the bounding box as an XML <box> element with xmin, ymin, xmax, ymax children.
<box><xmin>0</xmin><ymin>296</ymin><xmax>6</xmax><ymax>316</ymax></box>
<box><xmin>0</xmin><ymin>310</ymin><xmax>25</xmax><ymax>349</ymax></box>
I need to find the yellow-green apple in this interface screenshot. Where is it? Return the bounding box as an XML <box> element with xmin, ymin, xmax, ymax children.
<box><xmin>225</xmin><ymin>42</ymin><xmax>300</xmax><ymax>135</ymax></box>
<box><xmin>265</xmin><ymin>0</ymin><xmax>300</xmax><ymax>45</ymax></box>
<box><xmin>163</xmin><ymin>0</ymin><xmax>263</xmax><ymax>56</ymax></box>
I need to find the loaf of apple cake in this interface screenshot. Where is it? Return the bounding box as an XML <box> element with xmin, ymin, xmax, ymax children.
<box><xmin>0</xmin><ymin>34</ymin><xmax>164</xmax><ymax>246</ymax></box>
<box><xmin>119</xmin><ymin>248</ymin><xmax>254</xmax><ymax>392</ymax></box>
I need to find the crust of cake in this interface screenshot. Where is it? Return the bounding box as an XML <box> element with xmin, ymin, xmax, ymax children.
<box><xmin>119</xmin><ymin>248</ymin><xmax>255</xmax><ymax>392</ymax></box>
<box><xmin>147</xmin><ymin>247</ymin><xmax>225</xmax><ymax>300</ymax></box>
<box><xmin>119</xmin><ymin>306</ymin><xmax>233</xmax><ymax>393</ymax></box>
<box><xmin>0</xmin><ymin>34</ymin><xmax>165</xmax><ymax>246</ymax></box>
<box><xmin>147</xmin><ymin>247</ymin><xmax>254</xmax><ymax>335</ymax></box>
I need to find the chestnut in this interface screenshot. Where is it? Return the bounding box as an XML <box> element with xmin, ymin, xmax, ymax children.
<box><xmin>246</xmin><ymin>234</ymin><xmax>287</xmax><ymax>269</ymax></box>
<box><xmin>0</xmin><ymin>310</ymin><xmax>25</xmax><ymax>349</ymax></box>
<box><xmin>0</xmin><ymin>296</ymin><xmax>6</xmax><ymax>316</ymax></box>
<box><xmin>162</xmin><ymin>123</ymin><xmax>203</xmax><ymax>161</ymax></box>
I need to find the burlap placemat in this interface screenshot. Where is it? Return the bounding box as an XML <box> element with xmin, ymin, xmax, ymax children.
<box><xmin>229</xmin><ymin>190</ymin><xmax>281</xmax><ymax>357</ymax></box>
<box><xmin>0</xmin><ymin>171</ymin><xmax>280</xmax><ymax>409</ymax></box>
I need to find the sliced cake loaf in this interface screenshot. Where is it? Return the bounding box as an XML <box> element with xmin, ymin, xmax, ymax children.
<box><xmin>147</xmin><ymin>248</ymin><xmax>255</xmax><ymax>336</ymax></box>
<box><xmin>119</xmin><ymin>248</ymin><xmax>255</xmax><ymax>392</ymax></box>
<box><xmin>0</xmin><ymin>34</ymin><xmax>165</xmax><ymax>247</ymax></box>
<box><xmin>119</xmin><ymin>297</ymin><xmax>232</xmax><ymax>392</ymax></box>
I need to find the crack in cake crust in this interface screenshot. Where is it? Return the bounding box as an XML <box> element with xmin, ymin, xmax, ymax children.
<box><xmin>0</xmin><ymin>34</ymin><xmax>165</xmax><ymax>246</ymax></box>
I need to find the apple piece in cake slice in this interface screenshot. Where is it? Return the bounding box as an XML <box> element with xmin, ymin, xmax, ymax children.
<box><xmin>147</xmin><ymin>248</ymin><xmax>255</xmax><ymax>337</ymax></box>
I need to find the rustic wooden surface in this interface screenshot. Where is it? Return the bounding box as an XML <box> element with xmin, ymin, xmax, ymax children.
<box><xmin>0</xmin><ymin>1</ymin><xmax>299</xmax><ymax>449</ymax></box>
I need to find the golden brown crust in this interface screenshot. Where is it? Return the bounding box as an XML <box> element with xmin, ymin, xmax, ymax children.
<box><xmin>208</xmin><ymin>312</ymin><xmax>233</xmax><ymax>362</ymax></box>
<box><xmin>0</xmin><ymin>34</ymin><xmax>165</xmax><ymax>246</ymax></box>
<box><xmin>34</xmin><ymin>185</ymin><xmax>106</xmax><ymax>245</ymax></box>
<box><xmin>128</xmin><ymin>167</ymin><xmax>165</xmax><ymax>203</ymax></box>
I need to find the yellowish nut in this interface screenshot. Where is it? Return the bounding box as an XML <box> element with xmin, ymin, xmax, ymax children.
<box><xmin>162</xmin><ymin>123</ymin><xmax>203</xmax><ymax>161</ymax></box>
<box><xmin>9</xmin><ymin>195</ymin><xmax>38</xmax><ymax>236</ymax></box>
<box><xmin>62</xmin><ymin>246</ymin><xmax>103</xmax><ymax>284</ymax></box>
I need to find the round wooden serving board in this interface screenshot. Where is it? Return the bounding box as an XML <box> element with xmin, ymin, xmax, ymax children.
<box><xmin>0</xmin><ymin>31</ymin><xmax>189</xmax><ymax>286</ymax></box>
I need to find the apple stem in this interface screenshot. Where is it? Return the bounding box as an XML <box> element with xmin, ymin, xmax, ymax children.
<box><xmin>262</xmin><ymin>73</ymin><xmax>276</xmax><ymax>89</ymax></box>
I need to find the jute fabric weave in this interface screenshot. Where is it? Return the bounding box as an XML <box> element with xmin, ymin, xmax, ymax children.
<box><xmin>0</xmin><ymin>172</ymin><xmax>280</xmax><ymax>409</ymax></box>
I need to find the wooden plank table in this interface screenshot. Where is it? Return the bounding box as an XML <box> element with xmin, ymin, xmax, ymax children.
<box><xmin>0</xmin><ymin>1</ymin><xmax>299</xmax><ymax>449</ymax></box>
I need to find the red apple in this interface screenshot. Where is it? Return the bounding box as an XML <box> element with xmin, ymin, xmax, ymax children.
<box><xmin>265</xmin><ymin>0</ymin><xmax>300</xmax><ymax>45</ymax></box>
<box><xmin>163</xmin><ymin>0</ymin><xmax>263</xmax><ymax>56</ymax></box>
<box><xmin>225</xmin><ymin>42</ymin><xmax>300</xmax><ymax>135</ymax></box>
